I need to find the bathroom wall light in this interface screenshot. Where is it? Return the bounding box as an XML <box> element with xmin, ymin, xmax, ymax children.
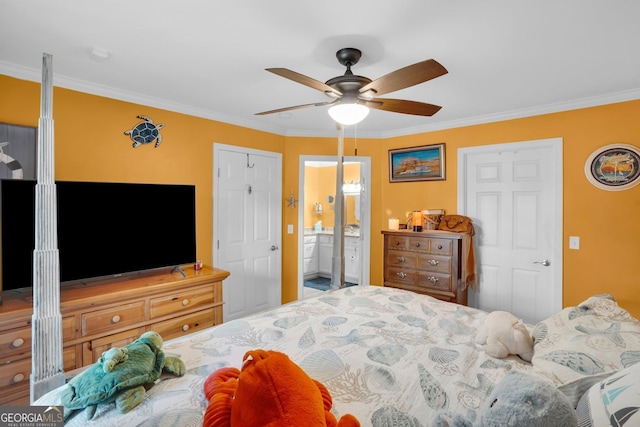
<box><xmin>342</xmin><ymin>181</ymin><xmax>361</xmax><ymax>194</ymax></box>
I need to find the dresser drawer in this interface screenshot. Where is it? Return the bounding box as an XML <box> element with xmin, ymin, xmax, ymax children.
<box><xmin>0</xmin><ymin>382</ymin><xmax>29</xmax><ymax>406</ymax></box>
<box><xmin>428</xmin><ymin>238</ymin><xmax>453</xmax><ymax>255</ymax></box>
<box><xmin>407</xmin><ymin>237</ymin><xmax>430</xmax><ymax>252</ymax></box>
<box><xmin>385</xmin><ymin>266</ymin><xmax>418</xmax><ymax>286</ymax></box>
<box><xmin>386</xmin><ymin>250</ymin><xmax>417</xmax><ymax>269</ymax></box>
<box><xmin>0</xmin><ymin>356</ymin><xmax>31</xmax><ymax>388</ymax></box>
<box><xmin>417</xmin><ymin>271</ymin><xmax>453</xmax><ymax>292</ymax></box>
<box><xmin>303</xmin><ymin>235</ymin><xmax>317</xmax><ymax>244</ymax></box>
<box><xmin>417</xmin><ymin>254</ymin><xmax>452</xmax><ymax>274</ymax></box>
<box><xmin>83</xmin><ymin>326</ymin><xmax>146</xmax><ymax>365</ymax></box>
<box><xmin>0</xmin><ymin>326</ymin><xmax>31</xmax><ymax>360</ymax></box>
<box><xmin>82</xmin><ymin>301</ymin><xmax>145</xmax><ymax>337</ymax></box>
<box><xmin>386</xmin><ymin>235</ymin><xmax>408</xmax><ymax>251</ymax></box>
<box><xmin>150</xmin><ymin>285</ymin><xmax>215</xmax><ymax>319</ymax></box>
<box><xmin>151</xmin><ymin>309</ymin><xmax>215</xmax><ymax>341</ymax></box>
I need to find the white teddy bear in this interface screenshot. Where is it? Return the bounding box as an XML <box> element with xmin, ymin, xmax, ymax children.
<box><xmin>476</xmin><ymin>310</ymin><xmax>534</xmax><ymax>362</ymax></box>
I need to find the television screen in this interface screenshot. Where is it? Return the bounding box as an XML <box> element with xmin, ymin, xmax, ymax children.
<box><xmin>1</xmin><ymin>180</ymin><xmax>197</xmax><ymax>291</ymax></box>
<box><xmin>0</xmin><ymin>179</ymin><xmax>35</xmax><ymax>290</ymax></box>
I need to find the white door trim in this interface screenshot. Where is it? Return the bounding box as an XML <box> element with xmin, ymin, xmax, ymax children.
<box><xmin>298</xmin><ymin>155</ymin><xmax>372</xmax><ymax>299</ymax></box>
<box><xmin>457</xmin><ymin>137</ymin><xmax>563</xmax><ymax>314</ymax></box>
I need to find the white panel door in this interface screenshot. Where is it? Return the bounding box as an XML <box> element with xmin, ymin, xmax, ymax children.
<box><xmin>214</xmin><ymin>144</ymin><xmax>282</xmax><ymax>321</ymax></box>
<box><xmin>458</xmin><ymin>138</ymin><xmax>562</xmax><ymax>323</ymax></box>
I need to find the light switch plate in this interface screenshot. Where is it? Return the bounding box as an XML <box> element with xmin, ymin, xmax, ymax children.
<box><xmin>569</xmin><ymin>236</ymin><xmax>580</xmax><ymax>250</ymax></box>
<box><xmin>287</xmin><ymin>224</ymin><xmax>294</xmax><ymax>234</ymax></box>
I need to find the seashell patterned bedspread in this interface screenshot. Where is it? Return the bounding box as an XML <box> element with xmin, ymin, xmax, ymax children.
<box><xmin>36</xmin><ymin>286</ymin><xmax>539</xmax><ymax>426</ymax></box>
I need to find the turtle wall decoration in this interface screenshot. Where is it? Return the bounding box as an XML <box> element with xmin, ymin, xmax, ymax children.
<box><xmin>124</xmin><ymin>115</ymin><xmax>164</xmax><ymax>148</ymax></box>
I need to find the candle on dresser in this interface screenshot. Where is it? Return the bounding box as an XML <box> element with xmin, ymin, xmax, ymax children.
<box><xmin>412</xmin><ymin>211</ymin><xmax>423</xmax><ymax>232</ymax></box>
<box><xmin>388</xmin><ymin>218</ymin><xmax>399</xmax><ymax>230</ymax></box>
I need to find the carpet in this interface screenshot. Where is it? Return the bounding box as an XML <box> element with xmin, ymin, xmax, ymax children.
<box><xmin>304</xmin><ymin>277</ymin><xmax>357</xmax><ymax>291</ymax></box>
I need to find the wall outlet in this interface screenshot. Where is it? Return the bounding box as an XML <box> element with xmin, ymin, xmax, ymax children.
<box><xmin>287</xmin><ymin>224</ymin><xmax>294</xmax><ymax>234</ymax></box>
<box><xmin>569</xmin><ymin>236</ymin><xmax>580</xmax><ymax>250</ymax></box>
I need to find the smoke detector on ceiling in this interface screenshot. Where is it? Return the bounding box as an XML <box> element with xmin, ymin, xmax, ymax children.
<box><xmin>90</xmin><ymin>47</ymin><xmax>110</xmax><ymax>62</ymax></box>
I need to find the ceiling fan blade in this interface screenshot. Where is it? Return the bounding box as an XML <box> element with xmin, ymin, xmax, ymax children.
<box><xmin>266</xmin><ymin>68</ymin><xmax>342</xmax><ymax>97</ymax></box>
<box><xmin>255</xmin><ymin>100</ymin><xmax>336</xmax><ymax>116</ymax></box>
<box><xmin>363</xmin><ymin>98</ymin><xmax>442</xmax><ymax>116</ymax></box>
<box><xmin>359</xmin><ymin>59</ymin><xmax>447</xmax><ymax>97</ymax></box>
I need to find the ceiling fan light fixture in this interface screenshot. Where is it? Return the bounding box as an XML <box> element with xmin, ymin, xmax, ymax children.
<box><xmin>256</xmin><ymin>48</ymin><xmax>447</xmax><ymax>120</ymax></box>
<box><xmin>328</xmin><ymin>103</ymin><xmax>369</xmax><ymax>125</ymax></box>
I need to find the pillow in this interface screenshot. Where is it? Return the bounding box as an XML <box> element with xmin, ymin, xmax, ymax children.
<box><xmin>576</xmin><ymin>361</ymin><xmax>640</xmax><ymax>426</ymax></box>
<box><xmin>530</xmin><ymin>294</ymin><xmax>640</xmax><ymax>407</ymax></box>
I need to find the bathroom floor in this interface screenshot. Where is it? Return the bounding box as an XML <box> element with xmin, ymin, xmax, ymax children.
<box><xmin>303</xmin><ymin>277</ymin><xmax>357</xmax><ymax>299</ymax></box>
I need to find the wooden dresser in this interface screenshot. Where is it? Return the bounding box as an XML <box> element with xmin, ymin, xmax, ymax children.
<box><xmin>382</xmin><ymin>230</ymin><xmax>468</xmax><ymax>305</ymax></box>
<box><xmin>0</xmin><ymin>265</ymin><xmax>229</xmax><ymax>405</ymax></box>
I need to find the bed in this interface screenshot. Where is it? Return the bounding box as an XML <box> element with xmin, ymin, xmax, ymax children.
<box><xmin>35</xmin><ymin>285</ymin><xmax>640</xmax><ymax>427</ymax></box>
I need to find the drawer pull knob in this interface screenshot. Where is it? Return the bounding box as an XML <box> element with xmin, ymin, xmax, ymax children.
<box><xmin>437</xmin><ymin>245</ymin><xmax>443</xmax><ymax>250</ymax></box>
<box><xmin>13</xmin><ymin>373</ymin><xmax>25</xmax><ymax>383</ymax></box>
<box><xmin>414</xmin><ymin>243</ymin><xmax>421</xmax><ymax>248</ymax></box>
<box><xmin>182</xmin><ymin>299</ymin><xmax>190</xmax><ymax>306</ymax></box>
<box><xmin>397</xmin><ymin>256</ymin><xmax>406</xmax><ymax>263</ymax></box>
<box><xmin>427</xmin><ymin>276</ymin><xmax>439</xmax><ymax>284</ymax></box>
<box><xmin>111</xmin><ymin>315</ymin><xmax>121</xmax><ymax>324</ymax></box>
<box><xmin>182</xmin><ymin>324</ymin><xmax>190</xmax><ymax>332</ymax></box>
<box><xmin>396</xmin><ymin>272</ymin><xmax>407</xmax><ymax>279</ymax></box>
<box><xmin>394</xmin><ymin>241</ymin><xmax>400</xmax><ymax>246</ymax></box>
<box><xmin>428</xmin><ymin>259</ymin><xmax>439</xmax><ymax>266</ymax></box>
<box><xmin>11</xmin><ymin>338</ymin><xmax>25</xmax><ymax>348</ymax></box>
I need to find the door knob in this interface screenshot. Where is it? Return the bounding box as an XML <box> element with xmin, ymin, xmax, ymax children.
<box><xmin>270</xmin><ymin>245</ymin><xmax>279</xmax><ymax>251</ymax></box>
<box><xmin>533</xmin><ymin>259</ymin><xmax>550</xmax><ymax>266</ymax></box>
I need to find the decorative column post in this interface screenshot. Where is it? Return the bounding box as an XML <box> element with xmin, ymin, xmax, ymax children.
<box><xmin>330</xmin><ymin>124</ymin><xmax>345</xmax><ymax>290</ymax></box>
<box><xmin>30</xmin><ymin>53</ymin><xmax>65</xmax><ymax>402</ymax></box>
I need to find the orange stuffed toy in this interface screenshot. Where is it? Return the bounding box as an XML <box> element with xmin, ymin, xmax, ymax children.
<box><xmin>203</xmin><ymin>349</ymin><xmax>360</xmax><ymax>427</ymax></box>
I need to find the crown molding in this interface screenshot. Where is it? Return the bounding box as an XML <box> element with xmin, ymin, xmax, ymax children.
<box><xmin>0</xmin><ymin>61</ymin><xmax>285</xmax><ymax>136</ymax></box>
<box><xmin>2</xmin><ymin>60</ymin><xmax>639</xmax><ymax>139</ymax></box>
<box><xmin>374</xmin><ymin>88</ymin><xmax>640</xmax><ymax>139</ymax></box>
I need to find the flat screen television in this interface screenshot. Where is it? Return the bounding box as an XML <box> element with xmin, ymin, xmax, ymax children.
<box><xmin>0</xmin><ymin>179</ymin><xmax>197</xmax><ymax>292</ymax></box>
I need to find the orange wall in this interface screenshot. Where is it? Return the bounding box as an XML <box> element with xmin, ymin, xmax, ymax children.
<box><xmin>2</xmin><ymin>74</ymin><xmax>639</xmax><ymax>318</ymax></box>
<box><xmin>303</xmin><ymin>165</ymin><xmax>320</xmax><ymax>228</ymax></box>
<box><xmin>284</xmin><ymin>104</ymin><xmax>640</xmax><ymax>318</ymax></box>
<box><xmin>0</xmin><ymin>75</ymin><xmax>285</xmax><ymax>269</ymax></box>
<box><xmin>371</xmin><ymin>105</ymin><xmax>640</xmax><ymax>316</ymax></box>
<box><xmin>303</xmin><ymin>163</ymin><xmax>360</xmax><ymax>228</ymax></box>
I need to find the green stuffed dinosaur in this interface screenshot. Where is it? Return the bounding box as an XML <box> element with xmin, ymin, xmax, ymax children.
<box><xmin>100</xmin><ymin>347</ymin><xmax>129</xmax><ymax>373</ymax></box>
<box><xmin>61</xmin><ymin>331</ymin><xmax>185</xmax><ymax>421</ymax></box>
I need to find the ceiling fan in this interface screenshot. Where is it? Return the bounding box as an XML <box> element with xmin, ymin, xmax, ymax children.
<box><xmin>256</xmin><ymin>47</ymin><xmax>448</xmax><ymax>123</ymax></box>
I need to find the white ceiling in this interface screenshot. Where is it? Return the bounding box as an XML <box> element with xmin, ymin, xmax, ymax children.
<box><xmin>1</xmin><ymin>1</ymin><xmax>640</xmax><ymax>138</ymax></box>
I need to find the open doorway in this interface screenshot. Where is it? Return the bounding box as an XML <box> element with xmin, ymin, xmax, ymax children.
<box><xmin>297</xmin><ymin>156</ymin><xmax>371</xmax><ymax>300</ymax></box>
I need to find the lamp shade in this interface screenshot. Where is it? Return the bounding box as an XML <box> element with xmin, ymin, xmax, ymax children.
<box><xmin>328</xmin><ymin>103</ymin><xmax>369</xmax><ymax>125</ymax></box>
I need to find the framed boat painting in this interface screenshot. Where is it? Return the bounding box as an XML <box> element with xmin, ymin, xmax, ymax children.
<box><xmin>584</xmin><ymin>143</ymin><xmax>640</xmax><ymax>191</ymax></box>
<box><xmin>389</xmin><ymin>143</ymin><xmax>445</xmax><ymax>182</ymax></box>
